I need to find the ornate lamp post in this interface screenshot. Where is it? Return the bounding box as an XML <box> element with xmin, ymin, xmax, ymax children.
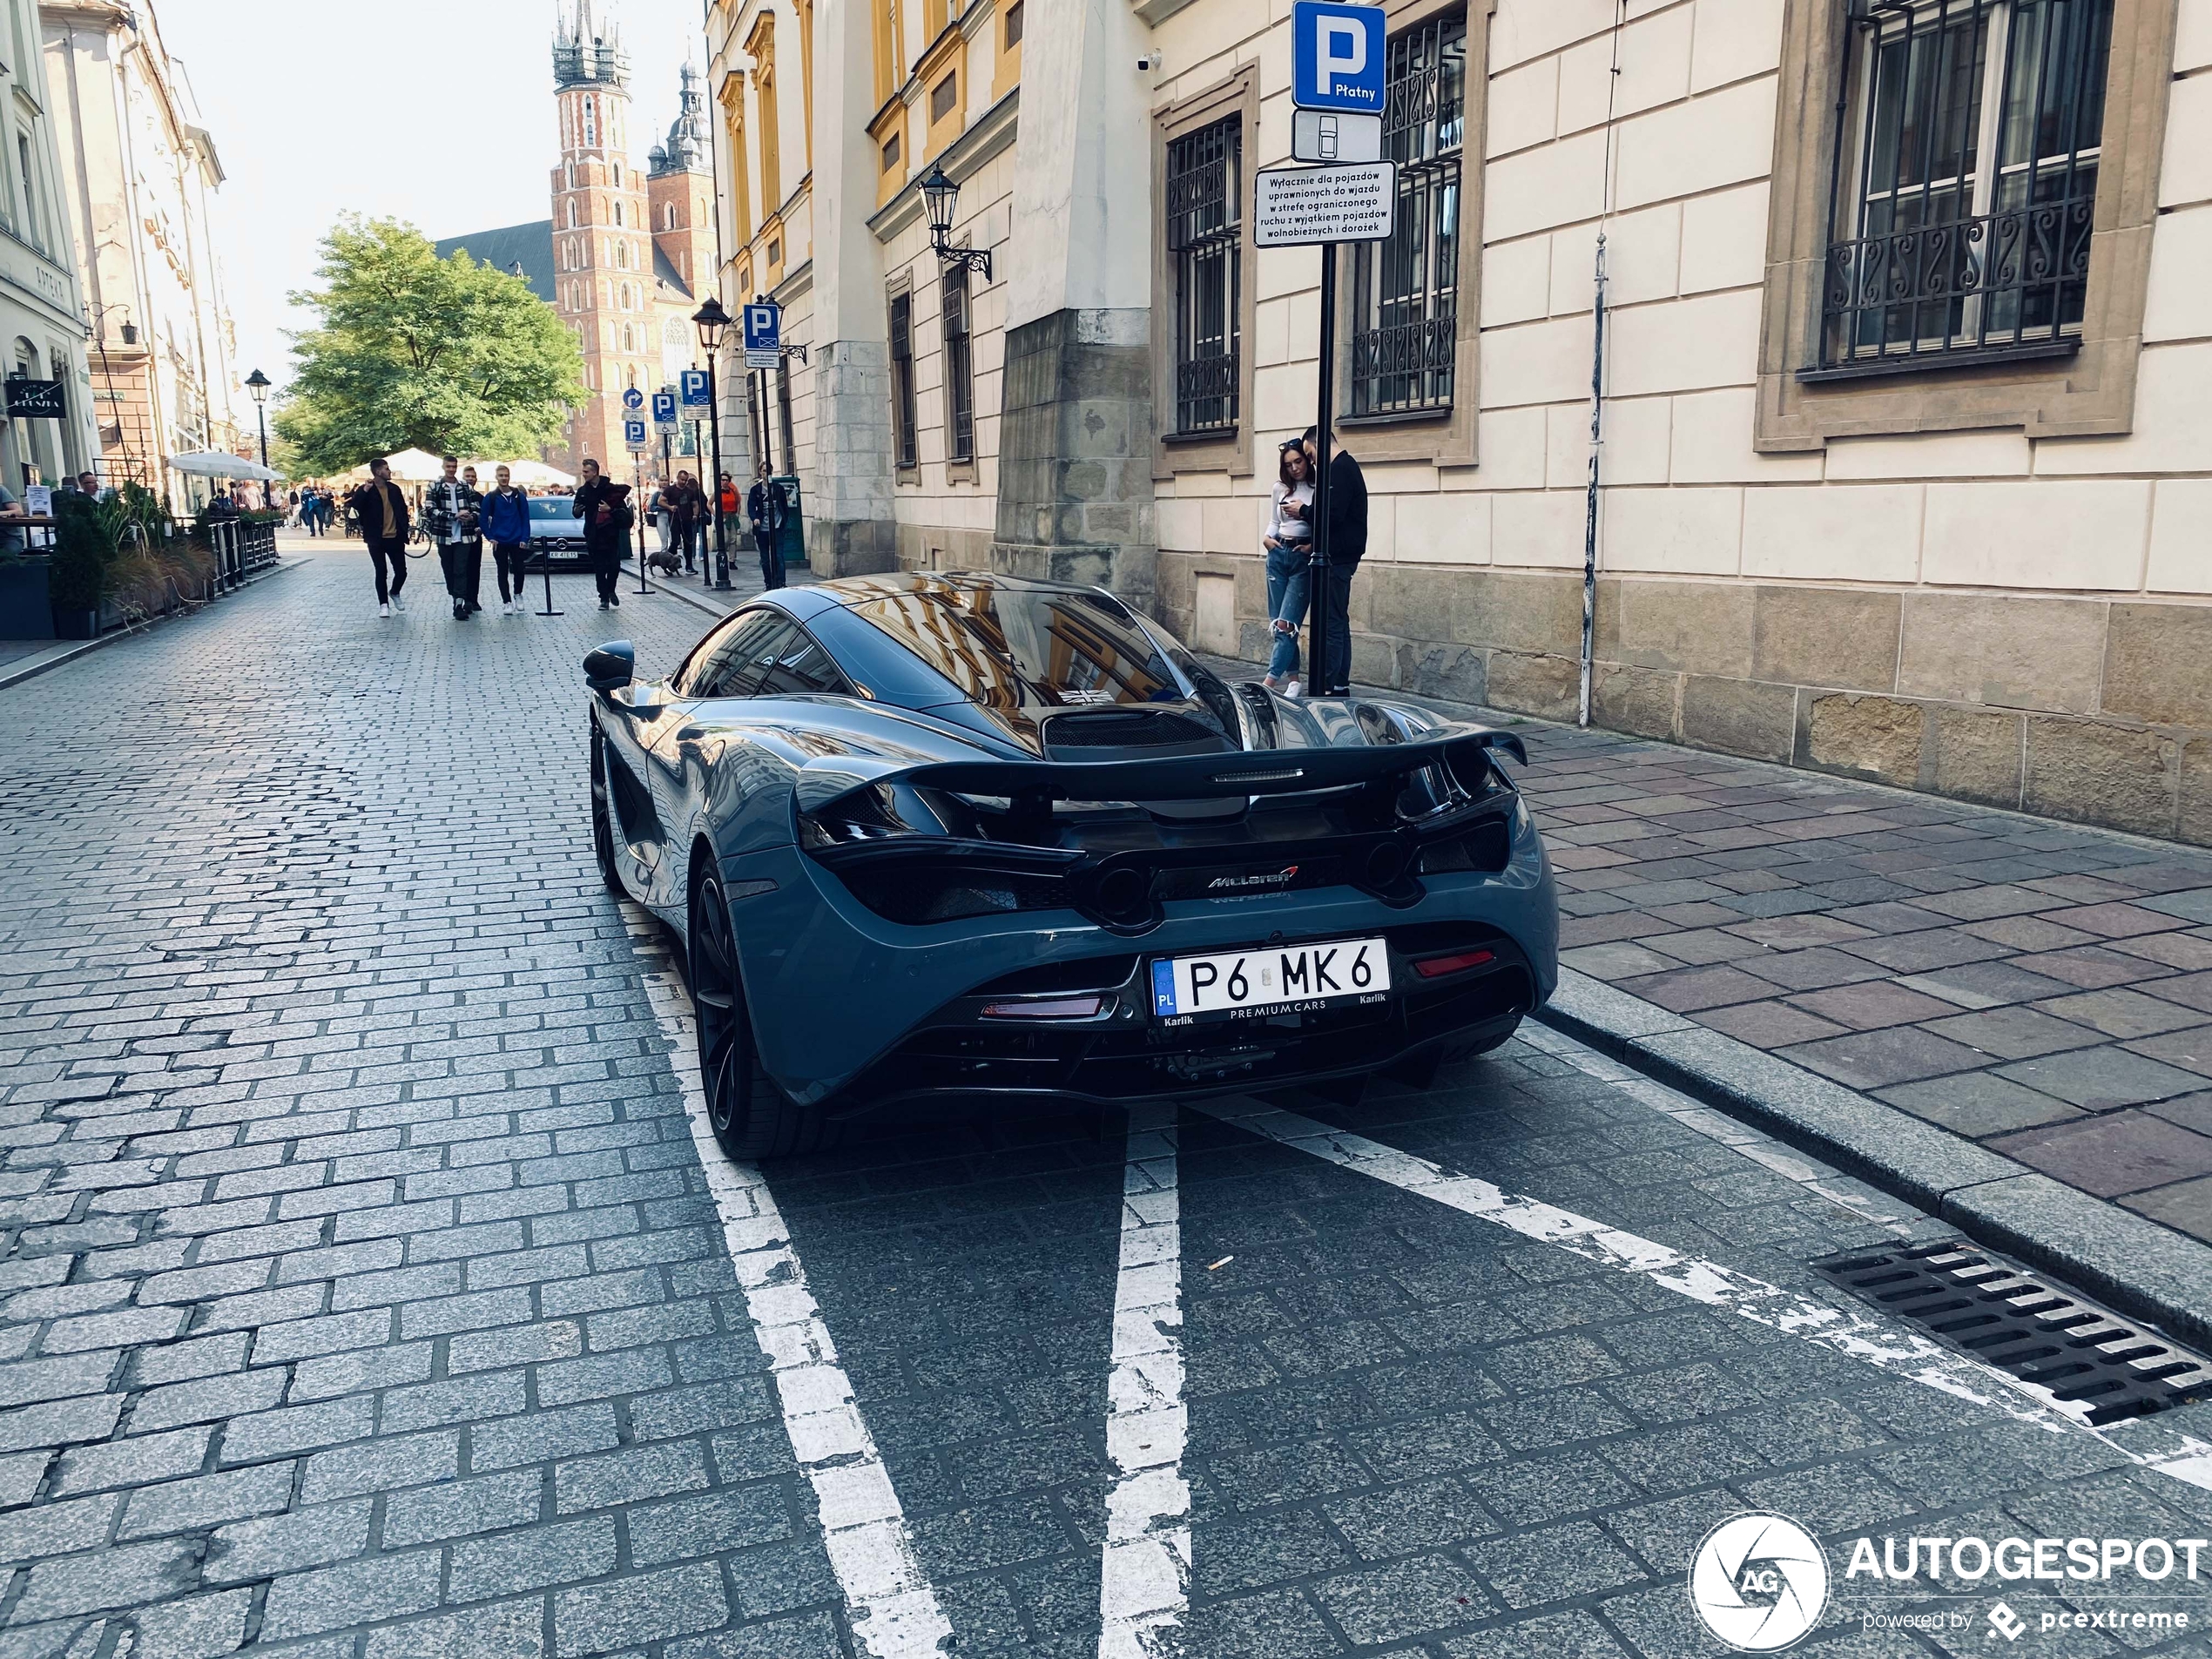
<box><xmin>244</xmin><ymin>368</ymin><xmax>271</xmax><ymax>470</ymax></box>
<box><xmin>691</xmin><ymin>297</ymin><xmax>732</xmax><ymax>591</ymax></box>
<box><xmin>918</xmin><ymin>165</ymin><xmax>992</xmax><ymax>283</ymax></box>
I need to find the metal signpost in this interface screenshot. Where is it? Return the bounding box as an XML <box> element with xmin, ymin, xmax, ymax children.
<box><xmin>680</xmin><ymin>368</ymin><xmax>718</xmax><ymax>586</ymax></box>
<box><xmin>652</xmin><ymin>388</ymin><xmax>680</xmax><ymax>570</ymax></box>
<box><xmin>1277</xmin><ymin>0</ymin><xmax>1393</xmax><ymax>698</ymax></box>
<box><xmin>743</xmin><ymin>300</ymin><xmax>782</xmax><ymax>487</ymax></box>
<box><xmin>624</xmin><ymin>415</ymin><xmax>651</xmax><ymax>594</ymax></box>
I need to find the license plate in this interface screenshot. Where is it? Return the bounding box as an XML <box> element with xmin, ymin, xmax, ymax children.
<box><xmin>1150</xmin><ymin>936</ymin><xmax>1391</xmax><ymax>1024</ymax></box>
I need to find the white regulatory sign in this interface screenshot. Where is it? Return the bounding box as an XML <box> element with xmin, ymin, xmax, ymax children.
<box><xmin>1252</xmin><ymin>161</ymin><xmax>1397</xmax><ymax>246</ymax></box>
<box><xmin>1291</xmin><ymin>110</ymin><xmax>1383</xmax><ymax>164</ymax></box>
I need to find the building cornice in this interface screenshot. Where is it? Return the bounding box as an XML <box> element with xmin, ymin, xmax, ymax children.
<box><xmin>867</xmin><ymin>87</ymin><xmax>1017</xmax><ymax>243</ymax></box>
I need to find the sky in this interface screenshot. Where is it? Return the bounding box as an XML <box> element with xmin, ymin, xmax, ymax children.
<box><xmin>157</xmin><ymin>0</ymin><xmax>708</xmax><ymax>398</ymax></box>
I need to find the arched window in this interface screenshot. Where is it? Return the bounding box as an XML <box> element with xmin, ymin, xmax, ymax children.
<box><xmin>566</xmin><ymin>200</ymin><xmax>577</xmax><ymax>229</ymax></box>
<box><xmin>613</xmin><ymin>161</ymin><xmax>623</xmax><ymax>187</ymax></box>
<box><xmin>623</xmin><ymin>323</ymin><xmax>635</xmax><ymax>352</ymax></box>
<box><xmin>565</xmin><ymin>160</ymin><xmax>575</xmax><ymax>189</ymax></box>
<box><xmin>614</xmin><ymin>200</ymin><xmax>624</xmax><ymax>228</ymax></box>
<box><xmin>583</xmin><ymin>98</ymin><xmax>597</xmax><ymax>148</ymax></box>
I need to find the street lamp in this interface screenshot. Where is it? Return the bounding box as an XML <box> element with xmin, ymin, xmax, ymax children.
<box><xmin>919</xmin><ymin>164</ymin><xmax>991</xmax><ymax>284</ymax></box>
<box><xmin>691</xmin><ymin>296</ymin><xmax>732</xmax><ymax>590</ymax></box>
<box><xmin>245</xmin><ymin>368</ymin><xmax>270</xmax><ymax>469</ymax></box>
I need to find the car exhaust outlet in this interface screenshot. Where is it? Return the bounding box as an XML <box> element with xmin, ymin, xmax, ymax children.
<box><xmin>1364</xmin><ymin>840</ymin><xmax>1410</xmax><ymax>888</ymax></box>
<box><xmin>1095</xmin><ymin>867</ymin><xmax>1151</xmax><ymax>922</ymax></box>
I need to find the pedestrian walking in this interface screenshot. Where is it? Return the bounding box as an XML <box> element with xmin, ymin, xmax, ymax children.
<box><xmin>746</xmin><ymin>464</ymin><xmax>786</xmax><ymax>590</ymax></box>
<box><xmin>1303</xmin><ymin>425</ymin><xmax>1367</xmax><ymax>697</ymax></box>
<box><xmin>649</xmin><ymin>476</ymin><xmax>673</xmax><ymax>562</ymax></box>
<box><xmin>1262</xmin><ymin>441</ymin><xmax>1315</xmax><ymax>696</ymax></box>
<box><xmin>349</xmin><ymin>459</ymin><xmax>411</xmax><ymax>616</ymax></box>
<box><xmin>669</xmin><ymin>471</ymin><xmax>704</xmax><ymax>572</ymax></box>
<box><xmin>573</xmin><ymin>458</ymin><xmax>631</xmax><ymax>610</ymax></box>
<box><xmin>717</xmin><ymin>471</ymin><xmax>738</xmax><ymax>553</ymax></box>
<box><xmin>480</xmin><ymin>465</ymin><xmax>535</xmax><ymax>615</ymax></box>
<box><xmin>423</xmin><ymin>455</ymin><xmax>484</xmax><ymax>621</ymax></box>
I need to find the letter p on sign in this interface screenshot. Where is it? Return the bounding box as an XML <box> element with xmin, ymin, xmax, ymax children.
<box><xmin>1291</xmin><ymin>1</ymin><xmax>1385</xmax><ymax>114</ymax></box>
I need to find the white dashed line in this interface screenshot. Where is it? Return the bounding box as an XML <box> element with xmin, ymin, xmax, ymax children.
<box><xmin>624</xmin><ymin>908</ymin><xmax>954</xmax><ymax>1659</ymax></box>
<box><xmin>1190</xmin><ymin>1096</ymin><xmax>2212</xmax><ymax>1495</ymax></box>
<box><xmin>1097</xmin><ymin>1103</ymin><xmax>1190</xmax><ymax>1659</ymax></box>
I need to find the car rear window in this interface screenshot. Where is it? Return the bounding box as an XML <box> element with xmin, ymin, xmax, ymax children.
<box><xmin>845</xmin><ymin>579</ymin><xmax>1180</xmax><ymax>713</ymax></box>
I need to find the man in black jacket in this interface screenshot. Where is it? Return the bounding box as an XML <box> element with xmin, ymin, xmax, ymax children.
<box><xmin>350</xmin><ymin>458</ymin><xmax>411</xmax><ymax>617</ymax></box>
<box><xmin>572</xmin><ymin>458</ymin><xmax>629</xmax><ymax>610</ymax></box>
<box><xmin>1303</xmin><ymin>426</ymin><xmax>1367</xmax><ymax>696</ymax></box>
<box><xmin>745</xmin><ymin>464</ymin><xmax>786</xmax><ymax>590</ymax></box>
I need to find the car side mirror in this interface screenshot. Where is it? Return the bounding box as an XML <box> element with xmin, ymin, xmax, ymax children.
<box><xmin>584</xmin><ymin>641</ymin><xmax>635</xmax><ymax>692</ymax></box>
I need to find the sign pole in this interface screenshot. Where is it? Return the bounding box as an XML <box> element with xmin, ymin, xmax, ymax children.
<box><xmin>635</xmin><ymin>452</ymin><xmax>651</xmax><ymax>595</ymax></box>
<box><xmin>1307</xmin><ymin>242</ymin><xmax>1336</xmax><ymax>698</ymax></box>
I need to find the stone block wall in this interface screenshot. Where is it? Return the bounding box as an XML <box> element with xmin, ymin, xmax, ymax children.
<box><xmin>1161</xmin><ymin>551</ymin><xmax>2212</xmax><ymax>846</ymax></box>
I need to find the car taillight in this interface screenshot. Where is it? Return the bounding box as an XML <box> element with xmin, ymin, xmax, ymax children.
<box><xmin>1413</xmin><ymin>948</ymin><xmax>1494</xmax><ymax>980</ymax></box>
<box><xmin>978</xmin><ymin>995</ymin><xmax>1103</xmax><ymax>1020</ymax></box>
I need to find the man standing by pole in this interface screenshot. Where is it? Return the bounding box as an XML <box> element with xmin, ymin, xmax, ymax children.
<box><xmin>746</xmin><ymin>463</ymin><xmax>786</xmax><ymax>590</ymax></box>
<box><xmin>1305</xmin><ymin>423</ymin><xmax>1366</xmax><ymax>698</ymax></box>
<box><xmin>574</xmin><ymin>458</ymin><xmax>629</xmax><ymax>611</ymax></box>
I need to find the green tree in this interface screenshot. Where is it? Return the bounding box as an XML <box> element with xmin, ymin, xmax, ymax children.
<box><xmin>274</xmin><ymin>217</ymin><xmax>584</xmax><ymax>474</ymax></box>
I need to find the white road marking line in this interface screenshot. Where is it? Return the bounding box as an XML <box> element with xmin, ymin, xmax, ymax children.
<box><xmin>1098</xmin><ymin>1103</ymin><xmax>1190</xmax><ymax>1659</ymax></box>
<box><xmin>622</xmin><ymin>908</ymin><xmax>954</xmax><ymax>1659</ymax></box>
<box><xmin>1190</xmin><ymin>1096</ymin><xmax>2212</xmax><ymax>1495</ymax></box>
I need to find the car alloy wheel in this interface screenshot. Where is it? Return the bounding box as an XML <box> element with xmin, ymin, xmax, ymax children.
<box><xmin>689</xmin><ymin>867</ymin><xmax>829</xmax><ymax>1160</ymax></box>
<box><xmin>589</xmin><ymin>728</ymin><xmax>624</xmax><ymax>896</ymax></box>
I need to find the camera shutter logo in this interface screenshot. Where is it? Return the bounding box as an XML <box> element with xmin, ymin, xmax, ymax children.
<box><xmin>1689</xmin><ymin>1513</ymin><xmax>1830</xmax><ymax>1651</ymax></box>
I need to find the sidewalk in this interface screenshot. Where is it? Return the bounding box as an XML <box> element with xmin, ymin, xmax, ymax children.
<box><xmin>1194</xmin><ymin>648</ymin><xmax>2212</xmax><ymax>1331</ymax></box>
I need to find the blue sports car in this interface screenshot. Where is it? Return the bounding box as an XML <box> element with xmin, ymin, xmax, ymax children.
<box><xmin>585</xmin><ymin>571</ymin><xmax>1558</xmax><ymax>1157</ymax></box>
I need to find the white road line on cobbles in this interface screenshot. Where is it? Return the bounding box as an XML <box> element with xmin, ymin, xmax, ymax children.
<box><xmin>1512</xmin><ymin>1019</ymin><xmax>1915</xmax><ymax>1233</ymax></box>
<box><xmin>1098</xmin><ymin>1103</ymin><xmax>1190</xmax><ymax>1659</ymax></box>
<box><xmin>1190</xmin><ymin>1096</ymin><xmax>2212</xmax><ymax>1496</ymax></box>
<box><xmin>623</xmin><ymin>908</ymin><xmax>954</xmax><ymax>1659</ymax></box>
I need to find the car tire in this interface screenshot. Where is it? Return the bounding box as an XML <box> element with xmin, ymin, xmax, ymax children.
<box><xmin>690</xmin><ymin>866</ymin><xmax>833</xmax><ymax>1161</ymax></box>
<box><xmin>589</xmin><ymin>727</ymin><xmax>626</xmax><ymax>897</ymax></box>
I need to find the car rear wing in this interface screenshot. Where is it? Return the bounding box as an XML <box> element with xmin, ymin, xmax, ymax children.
<box><xmin>794</xmin><ymin>727</ymin><xmax>1527</xmax><ymax>817</ymax></box>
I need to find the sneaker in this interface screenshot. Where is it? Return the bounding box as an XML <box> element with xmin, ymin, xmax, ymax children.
<box><xmin>1285</xmin><ymin>678</ymin><xmax>1302</xmax><ymax>698</ymax></box>
<box><xmin>380</xmin><ymin>602</ymin><xmax>391</xmax><ymax>617</ymax></box>
<box><xmin>598</xmin><ymin>599</ymin><xmax>610</xmax><ymax>610</ymax></box>
<box><xmin>391</xmin><ymin>592</ymin><xmax>406</xmax><ymax>613</ymax></box>
<box><xmin>609</xmin><ymin>594</ymin><xmax>619</xmax><ymax>607</ymax></box>
<box><xmin>453</xmin><ymin>600</ymin><xmax>468</xmax><ymax>620</ymax></box>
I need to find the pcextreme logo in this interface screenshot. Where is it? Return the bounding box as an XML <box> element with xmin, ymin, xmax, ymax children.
<box><xmin>1689</xmin><ymin>1514</ymin><xmax>1831</xmax><ymax>1652</ymax></box>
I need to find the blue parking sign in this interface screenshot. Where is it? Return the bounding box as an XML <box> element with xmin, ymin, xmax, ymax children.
<box><xmin>1291</xmin><ymin>1</ymin><xmax>1386</xmax><ymax>114</ymax></box>
<box><xmin>679</xmin><ymin>369</ymin><xmax>711</xmax><ymax>408</ymax></box>
<box><xmin>743</xmin><ymin>302</ymin><xmax>780</xmax><ymax>354</ymax></box>
<box><xmin>651</xmin><ymin>390</ymin><xmax>678</xmax><ymax>433</ymax></box>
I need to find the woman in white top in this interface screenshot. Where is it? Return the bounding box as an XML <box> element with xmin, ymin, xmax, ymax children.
<box><xmin>1262</xmin><ymin>442</ymin><xmax>1315</xmax><ymax>693</ymax></box>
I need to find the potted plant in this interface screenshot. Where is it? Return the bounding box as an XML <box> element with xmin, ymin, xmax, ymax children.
<box><xmin>48</xmin><ymin>490</ymin><xmax>125</xmax><ymax>638</ymax></box>
<box><xmin>0</xmin><ymin>547</ymin><xmax>52</xmax><ymax>639</ymax></box>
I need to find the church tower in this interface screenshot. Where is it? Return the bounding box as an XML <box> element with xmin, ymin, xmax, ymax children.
<box><xmin>551</xmin><ymin>0</ymin><xmax>652</xmax><ymax>476</ymax></box>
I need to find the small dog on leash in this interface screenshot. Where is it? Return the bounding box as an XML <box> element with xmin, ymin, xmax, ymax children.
<box><xmin>645</xmin><ymin>547</ymin><xmax>684</xmax><ymax>577</ymax></box>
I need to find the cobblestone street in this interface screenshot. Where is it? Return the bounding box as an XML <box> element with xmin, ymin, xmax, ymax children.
<box><xmin>6</xmin><ymin>544</ymin><xmax>2212</xmax><ymax>1659</ymax></box>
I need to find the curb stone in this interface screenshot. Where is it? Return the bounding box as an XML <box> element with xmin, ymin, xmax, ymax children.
<box><xmin>1534</xmin><ymin>966</ymin><xmax>2212</xmax><ymax>1354</ymax></box>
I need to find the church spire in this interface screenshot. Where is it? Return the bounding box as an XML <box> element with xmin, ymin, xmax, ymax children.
<box><xmin>553</xmin><ymin>0</ymin><xmax>629</xmax><ymax>91</ymax></box>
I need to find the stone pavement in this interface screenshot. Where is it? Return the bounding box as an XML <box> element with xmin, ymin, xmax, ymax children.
<box><xmin>1197</xmin><ymin>650</ymin><xmax>2212</xmax><ymax>1253</ymax></box>
<box><xmin>5</xmin><ymin>547</ymin><xmax>2212</xmax><ymax>1658</ymax></box>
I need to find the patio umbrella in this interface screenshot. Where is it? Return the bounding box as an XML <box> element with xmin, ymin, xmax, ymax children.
<box><xmin>167</xmin><ymin>450</ymin><xmax>284</xmax><ymax>482</ymax></box>
<box><xmin>379</xmin><ymin>448</ymin><xmax>448</xmax><ymax>482</ymax></box>
<box><xmin>462</xmin><ymin>459</ymin><xmax>577</xmax><ymax>489</ymax></box>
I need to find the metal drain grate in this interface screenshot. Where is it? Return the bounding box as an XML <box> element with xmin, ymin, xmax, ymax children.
<box><xmin>1810</xmin><ymin>1238</ymin><xmax>2212</xmax><ymax>1426</ymax></box>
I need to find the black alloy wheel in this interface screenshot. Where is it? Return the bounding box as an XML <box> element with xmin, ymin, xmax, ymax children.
<box><xmin>689</xmin><ymin>867</ymin><xmax>830</xmax><ymax>1160</ymax></box>
<box><xmin>589</xmin><ymin>727</ymin><xmax>625</xmax><ymax>896</ymax></box>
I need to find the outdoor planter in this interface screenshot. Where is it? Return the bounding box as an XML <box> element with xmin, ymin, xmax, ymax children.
<box><xmin>51</xmin><ymin>605</ymin><xmax>98</xmax><ymax>640</ymax></box>
<box><xmin>0</xmin><ymin>559</ymin><xmax>54</xmax><ymax>639</ymax></box>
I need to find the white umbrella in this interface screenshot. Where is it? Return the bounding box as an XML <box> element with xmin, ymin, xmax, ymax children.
<box><xmin>167</xmin><ymin>450</ymin><xmax>284</xmax><ymax>482</ymax></box>
<box><xmin>379</xmin><ymin>448</ymin><xmax>448</xmax><ymax>482</ymax></box>
<box><xmin>463</xmin><ymin>459</ymin><xmax>576</xmax><ymax>489</ymax></box>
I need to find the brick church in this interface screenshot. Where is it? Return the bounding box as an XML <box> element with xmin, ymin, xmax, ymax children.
<box><xmin>435</xmin><ymin>0</ymin><xmax>714</xmax><ymax>478</ymax></box>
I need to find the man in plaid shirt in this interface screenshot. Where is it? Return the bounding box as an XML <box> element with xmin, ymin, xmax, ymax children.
<box><xmin>424</xmin><ymin>455</ymin><xmax>484</xmax><ymax>622</ymax></box>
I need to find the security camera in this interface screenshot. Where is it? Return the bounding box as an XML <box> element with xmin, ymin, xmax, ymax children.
<box><xmin>1137</xmin><ymin>53</ymin><xmax>1163</xmax><ymax>71</ymax></box>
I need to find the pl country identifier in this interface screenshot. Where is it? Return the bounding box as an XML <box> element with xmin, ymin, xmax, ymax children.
<box><xmin>1253</xmin><ymin>160</ymin><xmax>1397</xmax><ymax>246</ymax></box>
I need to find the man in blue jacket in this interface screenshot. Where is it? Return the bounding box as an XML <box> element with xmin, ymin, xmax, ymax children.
<box><xmin>480</xmin><ymin>465</ymin><xmax>535</xmax><ymax>616</ymax></box>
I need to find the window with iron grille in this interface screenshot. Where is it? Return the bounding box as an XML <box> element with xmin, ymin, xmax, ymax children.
<box><xmin>1166</xmin><ymin>117</ymin><xmax>1241</xmax><ymax>435</ymax></box>
<box><xmin>1821</xmin><ymin>0</ymin><xmax>2114</xmax><ymax>370</ymax></box>
<box><xmin>941</xmin><ymin>266</ymin><xmax>975</xmax><ymax>462</ymax></box>
<box><xmin>1352</xmin><ymin>11</ymin><xmax>1466</xmax><ymax>418</ymax></box>
<box><xmin>889</xmin><ymin>291</ymin><xmax>919</xmax><ymax>468</ymax></box>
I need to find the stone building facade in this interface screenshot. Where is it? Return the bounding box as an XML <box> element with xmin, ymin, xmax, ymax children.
<box><xmin>705</xmin><ymin>0</ymin><xmax>2212</xmax><ymax>846</ymax></box>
